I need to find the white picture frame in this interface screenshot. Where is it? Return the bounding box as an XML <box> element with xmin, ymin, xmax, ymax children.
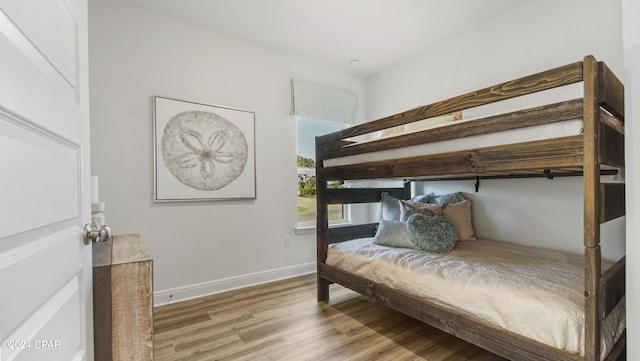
<box><xmin>153</xmin><ymin>96</ymin><xmax>256</xmax><ymax>201</ymax></box>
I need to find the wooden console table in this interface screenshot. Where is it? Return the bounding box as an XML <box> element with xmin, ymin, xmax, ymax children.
<box><xmin>93</xmin><ymin>233</ymin><xmax>154</xmax><ymax>361</ymax></box>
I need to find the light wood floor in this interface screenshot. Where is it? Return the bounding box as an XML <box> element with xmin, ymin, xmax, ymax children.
<box><xmin>154</xmin><ymin>274</ymin><xmax>507</xmax><ymax>361</ymax></box>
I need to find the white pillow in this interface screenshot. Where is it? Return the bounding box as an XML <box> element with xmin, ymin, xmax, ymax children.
<box><xmin>442</xmin><ymin>200</ymin><xmax>476</xmax><ymax>241</ymax></box>
<box><xmin>404</xmin><ymin>113</ymin><xmax>457</xmax><ymax>133</ymax></box>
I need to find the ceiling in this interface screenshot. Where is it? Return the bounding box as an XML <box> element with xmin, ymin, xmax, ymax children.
<box><xmin>117</xmin><ymin>0</ymin><xmax>527</xmax><ymax>77</ymax></box>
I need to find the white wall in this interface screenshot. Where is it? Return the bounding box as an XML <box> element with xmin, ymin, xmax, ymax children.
<box><xmin>88</xmin><ymin>0</ymin><xmax>366</xmax><ymax>304</ymax></box>
<box><xmin>623</xmin><ymin>0</ymin><xmax>638</xmax><ymax>358</ymax></box>
<box><xmin>367</xmin><ymin>0</ymin><xmax>625</xmax><ymax>260</ymax></box>
<box><xmin>368</xmin><ymin>0</ymin><xmax>623</xmax><ymax>118</ymax></box>
<box><xmin>370</xmin><ymin>2</ymin><xmax>632</xmax><ymax>353</ymax></box>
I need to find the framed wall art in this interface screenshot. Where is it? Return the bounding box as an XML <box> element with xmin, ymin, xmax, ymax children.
<box><xmin>153</xmin><ymin>96</ymin><xmax>256</xmax><ymax>201</ymax></box>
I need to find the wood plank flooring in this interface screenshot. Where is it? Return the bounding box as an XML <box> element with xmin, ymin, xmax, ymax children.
<box><xmin>154</xmin><ymin>274</ymin><xmax>507</xmax><ymax>361</ymax></box>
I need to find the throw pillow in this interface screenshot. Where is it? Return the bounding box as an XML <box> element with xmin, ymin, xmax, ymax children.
<box><xmin>409</xmin><ymin>192</ymin><xmax>436</xmax><ymax>203</ymax></box>
<box><xmin>380</xmin><ymin>192</ymin><xmax>401</xmax><ymax>221</ymax></box>
<box><xmin>442</xmin><ymin>200</ymin><xmax>476</xmax><ymax>241</ymax></box>
<box><xmin>372</xmin><ymin>220</ymin><xmax>419</xmax><ymax>249</ymax></box>
<box><xmin>399</xmin><ymin>199</ymin><xmax>443</xmax><ymax>221</ymax></box>
<box><xmin>407</xmin><ymin>213</ymin><xmax>458</xmax><ymax>253</ymax></box>
<box><xmin>432</xmin><ymin>191</ymin><xmax>467</xmax><ymax>205</ymax></box>
<box><xmin>403</xmin><ymin>113</ymin><xmax>458</xmax><ymax>133</ymax></box>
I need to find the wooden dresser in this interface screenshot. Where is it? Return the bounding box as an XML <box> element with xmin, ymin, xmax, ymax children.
<box><xmin>93</xmin><ymin>233</ymin><xmax>154</xmax><ymax>361</ymax></box>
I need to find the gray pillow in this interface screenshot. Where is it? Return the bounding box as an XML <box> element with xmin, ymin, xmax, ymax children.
<box><xmin>430</xmin><ymin>192</ymin><xmax>466</xmax><ymax>205</ymax></box>
<box><xmin>407</xmin><ymin>213</ymin><xmax>458</xmax><ymax>253</ymax></box>
<box><xmin>380</xmin><ymin>192</ymin><xmax>401</xmax><ymax>221</ymax></box>
<box><xmin>409</xmin><ymin>192</ymin><xmax>435</xmax><ymax>203</ymax></box>
<box><xmin>372</xmin><ymin>220</ymin><xmax>419</xmax><ymax>249</ymax></box>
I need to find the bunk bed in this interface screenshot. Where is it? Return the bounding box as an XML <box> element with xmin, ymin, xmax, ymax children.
<box><xmin>315</xmin><ymin>56</ymin><xmax>626</xmax><ymax>361</ymax></box>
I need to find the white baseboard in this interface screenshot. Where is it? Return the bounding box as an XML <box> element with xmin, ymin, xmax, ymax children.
<box><xmin>153</xmin><ymin>262</ymin><xmax>316</xmax><ymax>306</ymax></box>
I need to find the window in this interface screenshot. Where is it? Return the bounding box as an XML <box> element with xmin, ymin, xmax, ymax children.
<box><xmin>297</xmin><ymin>117</ymin><xmax>345</xmax><ymax>227</ymax></box>
<box><xmin>290</xmin><ymin>78</ymin><xmax>358</xmax><ymax>228</ymax></box>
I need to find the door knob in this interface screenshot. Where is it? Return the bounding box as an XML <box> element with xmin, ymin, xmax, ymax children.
<box><xmin>83</xmin><ymin>224</ymin><xmax>111</xmax><ymax>245</ymax></box>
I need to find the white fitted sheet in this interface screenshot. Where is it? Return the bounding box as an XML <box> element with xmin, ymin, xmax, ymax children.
<box><xmin>323</xmin><ymin>119</ymin><xmax>584</xmax><ymax>167</ymax></box>
<box><xmin>326</xmin><ymin>238</ymin><xmax>625</xmax><ymax>359</ymax></box>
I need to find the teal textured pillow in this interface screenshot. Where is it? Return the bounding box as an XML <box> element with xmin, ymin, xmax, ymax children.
<box><xmin>372</xmin><ymin>220</ymin><xmax>419</xmax><ymax>249</ymax></box>
<box><xmin>407</xmin><ymin>213</ymin><xmax>458</xmax><ymax>253</ymax></box>
<box><xmin>380</xmin><ymin>192</ymin><xmax>401</xmax><ymax>221</ymax></box>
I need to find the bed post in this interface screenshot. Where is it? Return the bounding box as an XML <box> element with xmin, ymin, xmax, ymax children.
<box><xmin>316</xmin><ymin>136</ymin><xmax>330</xmax><ymax>302</ymax></box>
<box><xmin>582</xmin><ymin>55</ymin><xmax>602</xmax><ymax>361</ymax></box>
<box><xmin>403</xmin><ymin>180</ymin><xmax>412</xmax><ymax>199</ymax></box>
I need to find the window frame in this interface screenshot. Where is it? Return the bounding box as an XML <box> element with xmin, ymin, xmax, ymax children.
<box><xmin>295</xmin><ymin>116</ymin><xmax>349</xmax><ymax>230</ymax></box>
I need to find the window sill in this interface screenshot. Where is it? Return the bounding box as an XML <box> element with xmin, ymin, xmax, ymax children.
<box><xmin>295</xmin><ymin>220</ymin><xmax>355</xmax><ymax>235</ymax></box>
<box><xmin>294</xmin><ymin>226</ymin><xmax>315</xmax><ymax>235</ymax></box>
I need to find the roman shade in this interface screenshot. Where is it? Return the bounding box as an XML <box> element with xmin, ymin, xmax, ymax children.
<box><xmin>290</xmin><ymin>78</ymin><xmax>358</xmax><ymax>124</ymax></box>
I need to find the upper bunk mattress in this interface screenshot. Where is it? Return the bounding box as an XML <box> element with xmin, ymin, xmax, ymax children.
<box><xmin>323</xmin><ymin>118</ymin><xmax>583</xmax><ymax>168</ymax></box>
<box><xmin>326</xmin><ymin>238</ymin><xmax>625</xmax><ymax>359</ymax></box>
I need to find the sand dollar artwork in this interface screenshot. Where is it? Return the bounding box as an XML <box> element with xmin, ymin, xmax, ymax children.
<box><xmin>161</xmin><ymin>111</ymin><xmax>248</xmax><ymax>191</ymax></box>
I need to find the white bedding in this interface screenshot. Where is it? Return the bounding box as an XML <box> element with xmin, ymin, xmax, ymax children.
<box><xmin>326</xmin><ymin>238</ymin><xmax>625</xmax><ymax>359</ymax></box>
<box><xmin>323</xmin><ymin>118</ymin><xmax>584</xmax><ymax>167</ymax></box>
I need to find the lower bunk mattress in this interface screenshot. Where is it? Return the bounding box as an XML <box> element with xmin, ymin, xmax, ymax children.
<box><xmin>326</xmin><ymin>238</ymin><xmax>625</xmax><ymax>359</ymax></box>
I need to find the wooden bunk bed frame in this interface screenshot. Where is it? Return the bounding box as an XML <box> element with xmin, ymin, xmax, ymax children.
<box><xmin>315</xmin><ymin>56</ymin><xmax>625</xmax><ymax>361</ymax></box>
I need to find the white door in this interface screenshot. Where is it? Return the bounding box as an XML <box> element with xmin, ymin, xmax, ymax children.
<box><xmin>0</xmin><ymin>0</ymin><xmax>93</xmax><ymax>360</ymax></box>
